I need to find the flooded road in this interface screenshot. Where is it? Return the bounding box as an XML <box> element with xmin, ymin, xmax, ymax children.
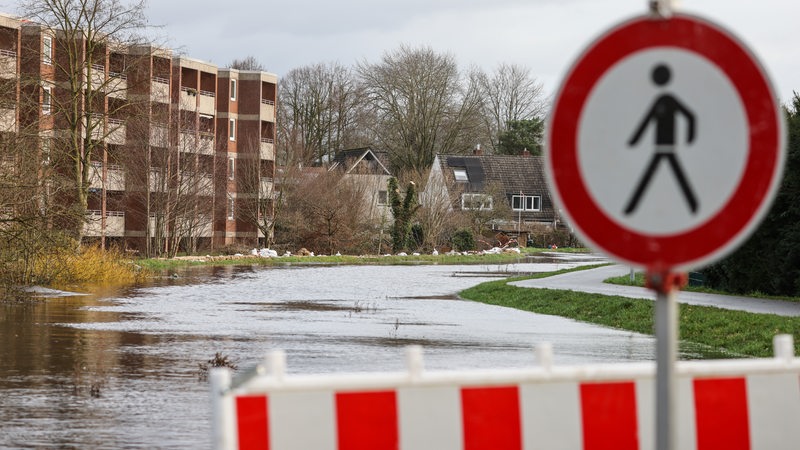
<box><xmin>1</xmin><ymin>256</ymin><xmax>656</xmax><ymax>449</ymax></box>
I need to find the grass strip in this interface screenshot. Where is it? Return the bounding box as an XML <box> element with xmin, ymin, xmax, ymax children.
<box><xmin>460</xmin><ymin>272</ymin><xmax>800</xmax><ymax>358</ymax></box>
<box><xmin>136</xmin><ymin>248</ymin><xmax>589</xmax><ymax>271</ymax></box>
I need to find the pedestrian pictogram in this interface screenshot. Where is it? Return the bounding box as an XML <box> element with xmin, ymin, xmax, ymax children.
<box><xmin>625</xmin><ymin>64</ymin><xmax>697</xmax><ymax>215</ymax></box>
<box><xmin>545</xmin><ymin>13</ymin><xmax>785</xmax><ymax>271</ymax></box>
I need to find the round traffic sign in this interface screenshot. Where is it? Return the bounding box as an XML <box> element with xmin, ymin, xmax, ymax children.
<box><xmin>546</xmin><ymin>13</ymin><xmax>785</xmax><ymax>271</ymax></box>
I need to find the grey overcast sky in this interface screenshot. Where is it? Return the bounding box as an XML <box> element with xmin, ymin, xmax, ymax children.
<box><xmin>12</xmin><ymin>0</ymin><xmax>800</xmax><ymax>103</ymax></box>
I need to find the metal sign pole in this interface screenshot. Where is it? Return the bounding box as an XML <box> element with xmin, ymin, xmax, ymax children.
<box><xmin>655</xmin><ymin>282</ymin><xmax>678</xmax><ymax>450</ymax></box>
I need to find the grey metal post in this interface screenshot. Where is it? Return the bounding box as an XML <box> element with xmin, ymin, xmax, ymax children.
<box><xmin>655</xmin><ymin>286</ymin><xmax>678</xmax><ymax>450</ymax></box>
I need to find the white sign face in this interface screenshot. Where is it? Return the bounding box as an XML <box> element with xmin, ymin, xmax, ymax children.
<box><xmin>546</xmin><ymin>13</ymin><xmax>785</xmax><ymax>270</ymax></box>
<box><xmin>578</xmin><ymin>49</ymin><xmax>749</xmax><ymax>236</ymax></box>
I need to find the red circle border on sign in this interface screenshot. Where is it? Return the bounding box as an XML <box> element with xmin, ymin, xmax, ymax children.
<box><xmin>547</xmin><ymin>14</ymin><xmax>784</xmax><ymax>271</ymax></box>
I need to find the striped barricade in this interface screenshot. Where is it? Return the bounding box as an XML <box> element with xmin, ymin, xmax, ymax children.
<box><xmin>210</xmin><ymin>336</ymin><xmax>800</xmax><ymax>450</ymax></box>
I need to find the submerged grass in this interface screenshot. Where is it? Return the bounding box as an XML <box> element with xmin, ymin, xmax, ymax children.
<box><xmin>460</xmin><ymin>269</ymin><xmax>800</xmax><ymax>358</ymax></box>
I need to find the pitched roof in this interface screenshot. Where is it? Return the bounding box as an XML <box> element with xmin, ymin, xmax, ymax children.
<box><xmin>330</xmin><ymin>147</ymin><xmax>391</xmax><ymax>175</ymax></box>
<box><xmin>433</xmin><ymin>153</ymin><xmax>556</xmax><ymax>224</ymax></box>
<box><xmin>437</xmin><ymin>154</ymin><xmax>549</xmax><ymax>195</ymax></box>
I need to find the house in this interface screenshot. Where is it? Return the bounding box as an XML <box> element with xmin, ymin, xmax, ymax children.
<box><xmin>423</xmin><ymin>150</ymin><xmax>559</xmax><ymax>242</ymax></box>
<box><xmin>329</xmin><ymin>147</ymin><xmax>392</xmax><ymax>224</ymax></box>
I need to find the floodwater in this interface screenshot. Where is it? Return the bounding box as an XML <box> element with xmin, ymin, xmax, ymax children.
<box><xmin>1</xmin><ymin>255</ymin><xmax>657</xmax><ymax>449</ymax></box>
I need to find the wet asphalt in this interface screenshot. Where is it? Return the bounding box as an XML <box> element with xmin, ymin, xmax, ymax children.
<box><xmin>511</xmin><ymin>262</ymin><xmax>800</xmax><ymax>317</ymax></box>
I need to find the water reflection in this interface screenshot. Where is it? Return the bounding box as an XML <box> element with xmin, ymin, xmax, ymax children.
<box><xmin>2</xmin><ymin>259</ymin><xmax>655</xmax><ymax>449</ymax></box>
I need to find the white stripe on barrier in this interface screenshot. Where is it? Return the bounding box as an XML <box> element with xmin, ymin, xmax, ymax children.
<box><xmin>269</xmin><ymin>391</ymin><xmax>336</xmax><ymax>450</ymax></box>
<box><xmin>397</xmin><ymin>386</ymin><xmax>462</xmax><ymax>450</ymax></box>
<box><xmin>747</xmin><ymin>373</ymin><xmax>800</xmax><ymax>450</ymax></box>
<box><xmin>211</xmin><ymin>336</ymin><xmax>800</xmax><ymax>450</ymax></box>
<box><xmin>520</xmin><ymin>381</ymin><xmax>582</xmax><ymax>450</ymax></box>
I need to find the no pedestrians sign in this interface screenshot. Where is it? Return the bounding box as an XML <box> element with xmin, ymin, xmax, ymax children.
<box><xmin>546</xmin><ymin>13</ymin><xmax>785</xmax><ymax>271</ymax></box>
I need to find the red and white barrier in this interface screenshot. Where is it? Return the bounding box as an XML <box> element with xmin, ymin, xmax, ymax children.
<box><xmin>210</xmin><ymin>336</ymin><xmax>800</xmax><ymax>450</ymax></box>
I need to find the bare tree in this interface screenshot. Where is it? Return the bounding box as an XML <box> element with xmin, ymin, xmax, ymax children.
<box><xmin>228</xmin><ymin>55</ymin><xmax>264</xmax><ymax>71</ymax></box>
<box><xmin>473</xmin><ymin>63</ymin><xmax>547</xmax><ymax>153</ymax></box>
<box><xmin>18</xmin><ymin>0</ymin><xmax>151</xmax><ymax>241</ymax></box>
<box><xmin>358</xmin><ymin>45</ymin><xmax>482</xmax><ymax>175</ymax></box>
<box><xmin>279</xmin><ymin>169</ymin><xmax>369</xmax><ymax>255</ymax></box>
<box><xmin>278</xmin><ymin>62</ymin><xmax>365</xmax><ymax>166</ymax></box>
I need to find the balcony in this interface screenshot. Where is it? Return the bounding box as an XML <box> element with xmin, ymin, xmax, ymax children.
<box><xmin>260</xmin><ymin>98</ymin><xmax>275</xmax><ymax>122</ymax></box>
<box><xmin>259</xmin><ymin>177</ymin><xmax>275</xmax><ymax>199</ymax></box>
<box><xmin>150</xmin><ymin>125</ymin><xmax>168</xmax><ymax>147</ymax></box>
<box><xmin>259</xmin><ymin>138</ymin><xmax>274</xmax><ymax>160</ymax></box>
<box><xmin>0</xmin><ymin>49</ymin><xmax>16</xmax><ymax>78</ymax></box>
<box><xmin>179</xmin><ymin>130</ymin><xmax>196</xmax><ymax>153</ymax></box>
<box><xmin>89</xmin><ymin>162</ymin><xmax>126</xmax><ymax>191</ymax></box>
<box><xmin>199</xmin><ymin>132</ymin><xmax>214</xmax><ymax>155</ymax></box>
<box><xmin>84</xmin><ymin>64</ymin><xmax>105</xmax><ymax>90</ymax></box>
<box><xmin>106</xmin><ymin>73</ymin><xmax>127</xmax><ymax>100</ymax></box>
<box><xmin>198</xmin><ymin>90</ymin><xmax>215</xmax><ymax>115</ymax></box>
<box><xmin>175</xmin><ymin>214</ymin><xmax>212</xmax><ymax>238</ymax></box>
<box><xmin>179</xmin><ymin>86</ymin><xmax>197</xmax><ymax>110</ymax></box>
<box><xmin>84</xmin><ymin>210</ymin><xmax>125</xmax><ymax>237</ymax></box>
<box><xmin>0</xmin><ymin>106</ymin><xmax>16</xmax><ymax>133</ymax></box>
<box><xmin>180</xmin><ymin>171</ymin><xmax>214</xmax><ymax>197</ymax></box>
<box><xmin>151</xmin><ymin>77</ymin><xmax>170</xmax><ymax>103</ymax></box>
<box><xmin>149</xmin><ymin>169</ymin><xmax>166</xmax><ymax>192</ymax></box>
<box><xmin>107</xmin><ymin>118</ymin><xmax>126</xmax><ymax>145</ymax></box>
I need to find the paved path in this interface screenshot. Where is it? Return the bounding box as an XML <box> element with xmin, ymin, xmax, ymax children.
<box><xmin>511</xmin><ymin>263</ymin><xmax>800</xmax><ymax>317</ymax></box>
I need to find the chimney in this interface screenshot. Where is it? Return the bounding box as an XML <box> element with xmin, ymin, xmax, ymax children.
<box><xmin>473</xmin><ymin>144</ymin><xmax>482</xmax><ymax>156</ymax></box>
<box><xmin>522</xmin><ymin>148</ymin><xmax>530</xmax><ymax>157</ymax></box>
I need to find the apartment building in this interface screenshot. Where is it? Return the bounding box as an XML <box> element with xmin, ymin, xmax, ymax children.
<box><xmin>0</xmin><ymin>13</ymin><xmax>277</xmax><ymax>255</ymax></box>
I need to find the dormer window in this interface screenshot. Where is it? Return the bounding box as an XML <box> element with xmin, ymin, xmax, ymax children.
<box><xmin>453</xmin><ymin>168</ymin><xmax>468</xmax><ymax>182</ymax></box>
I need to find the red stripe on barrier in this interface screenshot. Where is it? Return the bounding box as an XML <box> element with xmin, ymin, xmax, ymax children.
<box><xmin>336</xmin><ymin>390</ymin><xmax>398</xmax><ymax>450</ymax></box>
<box><xmin>580</xmin><ymin>382</ymin><xmax>638</xmax><ymax>450</ymax></box>
<box><xmin>694</xmin><ymin>377</ymin><xmax>750</xmax><ymax>450</ymax></box>
<box><xmin>236</xmin><ymin>395</ymin><xmax>269</xmax><ymax>450</ymax></box>
<box><xmin>461</xmin><ymin>386</ymin><xmax>522</xmax><ymax>450</ymax></box>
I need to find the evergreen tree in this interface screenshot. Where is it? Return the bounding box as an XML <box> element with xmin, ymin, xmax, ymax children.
<box><xmin>388</xmin><ymin>177</ymin><xmax>419</xmax><ymax>253</ymax></box>
<box><xmin>702</xmin><ymin>93</ymin><xmax>800</xmax><ymax>295</ymax></box>
<box><xmin>497</xmin><ymin>118</ymin><xmax>545</xmax><ymax>155</ymax></box>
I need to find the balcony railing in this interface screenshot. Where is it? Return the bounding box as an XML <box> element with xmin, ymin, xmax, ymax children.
<box><xmin>151</xmin><ymin>77</ymin><xmax>170</xmax><ymax>103</ymax></box>
<box><xmin>260</xmin><ymin>98</ymin><xmax>275</xmax><ymax>121</ymax></box>
<box><xmin>84</xmin><ymin>210</ymin><xmax>125</xmax><ymax>237</ymax></box>
<box><xmin>198</xmin><ymin>90</ymin><xmax>215</xmax><ymax>114</ymax></box>
<box><xmin>0</xmin><ymin>49</ymin><xmax>16</xmax><ymax>78</ymax></box>
<box><xmin>259</xmin><ymin>138</ymin><xmax>274</xmax><ymax>160</ymax></box>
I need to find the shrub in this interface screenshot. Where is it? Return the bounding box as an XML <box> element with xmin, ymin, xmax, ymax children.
<box><xmin>451</xmin><ymin>228</ymin><xmax>476</xmax><ymax>252</ymax></box>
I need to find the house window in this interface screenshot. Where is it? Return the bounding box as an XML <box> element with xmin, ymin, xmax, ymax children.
<box><xmin>227</xmin><ymin>197</ymin><xmax>235</xmax><ymax>220</ymax></box>
<box><xmin>512</xmin><ymin>194</ymin><xmax>542</xmax><ymax>211</ymax></box>
<box><xmin>42</xmin><ymin>36</ymin><xmax>52</xmax><ymax>65</ymax></box>
<box><xmin>453</xmin><ymin>168</ymin><xmax>468</xmax><ymax>182</ymax></box>
<box><xmin>377</xmin><ymin>190</ymin><xmax>388</xmax><ymax>205</ymax></box>
<box><xmin>42</xmin><ymin>86</ymin><xmax>52</xmax><ymax>115</ymax></box>
<box><xmin>462</xmin><ymin>193</ymin><xmax>493</xmax><ymax>210</ymax></box>
<box><xmin>228</xmin><ymin>157</ymin><xmax>235</xmax><ymax>180</ymax></box>
<box><xmin>229</xmin><ymin>118</ymin><xmax>236</xmax><ymax>141</ymax></box>
<box><xmin>230</xmin><ymin>79</ymin><xmax>236</xmax><ymax>101</ymax></box>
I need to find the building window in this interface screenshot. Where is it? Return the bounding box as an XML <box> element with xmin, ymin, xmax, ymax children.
<box><xmin>230</xmin><ymin>79</ymin><xmax>236</xmax><ymax>101</ymax></box>
<box><xmin>461</xmin><ymin>193</ymin><xmax>493</xmax><ymax>211</ymax></box>
<box><xmin>42</xmin><ymin>36</ymin><xmax>52</xmax><ymax>65</ymax></box>
<box><xmin>512</xmin><ymin>194</ymin><xmax>542</xmax><ymax>211</ymax></box>
<box><xmin>227</xmin><ymin>197</ymin><xmax>235</xmax><ymax>220</ymax></box>
<box><xmin>228</xmin><ymin>157</ymin><xmax>235</xmax><ymax>180</ymax></box>
<box><xmin>229</xmin><ymin>118</ymin><xmax>236</xmax><ymax>141</ymax></box>
<box><xmin>377</xmin><ymin>190</ymin><xmax>388</xmax><ymax>205</ymax></box>
<box><xmin>42</xmin><ymin>86</ymin><xmax>52</xmax><ymax>115</ymax></box>
<box><xmin>453</xmin><ymin>168</ymin><xmax>468</xmax><ymax>182</ymax></box>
